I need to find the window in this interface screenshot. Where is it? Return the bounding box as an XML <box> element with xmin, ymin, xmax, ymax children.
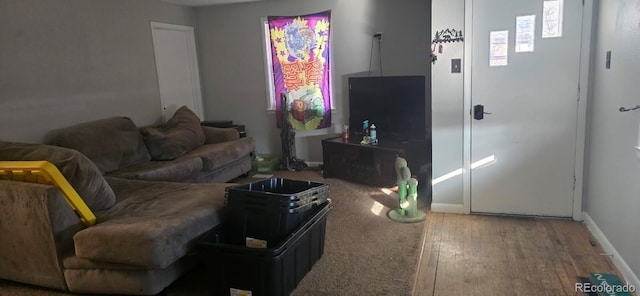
<box><xmin>261</xmin><ymin>18</ymin><xmax>277</xmax><ymax>111</ymax></box>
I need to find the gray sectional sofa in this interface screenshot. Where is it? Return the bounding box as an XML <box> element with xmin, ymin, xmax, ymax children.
<box><xmin>50</xmin><ymin>107</ymin><xmax>255</xmax><ymax>183</ymax></box>
<box><xmin>0</xmin><ymin>107</ymin><xmax>256</xmax><ymax>295</ymax></box>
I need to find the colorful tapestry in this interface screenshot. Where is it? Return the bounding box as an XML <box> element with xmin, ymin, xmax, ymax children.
<box><xmin>268</xmin><ymin>10</ymin><xmax>331</xmax><ymax>130</ymax></box>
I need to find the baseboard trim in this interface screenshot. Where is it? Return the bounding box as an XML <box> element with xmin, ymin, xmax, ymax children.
<box><xmin>583</xmin><ymin>212</ymin><xmax>640</xmax><ymax>289</ymax></box>
<box><xmin>430</xmin><ymin>203</ymin><xmax>465</xmax><ymax>214</ymax></box>
<box><xmin>305</xmin><ymin>161</ymin><xmax>323</xmax><ymax>168</ymax></box>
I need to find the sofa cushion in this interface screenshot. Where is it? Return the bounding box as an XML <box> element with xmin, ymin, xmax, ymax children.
<box><xmin>73</xmin><ymin>178</ymin><xmax>229</xmax><ymax>268</ymax></box>
<box><xmin>141</xmin><ymin>106</ymin><xmax>205</xmax><ymax>160</ymax></box>
<box><xmin>202</xmin><ymin>126</ymin><xmax>239</xmax><ymax>144</ymax></box>
<box><xmin>0</xmin><ymin>141</ymin><xmax>116</xmax><ymax>212</ymax></box>
<box><xmin>181</xmin><ymin>137</ymin><xmax>255</xmax><ymax>171</ymax></box>
<box><xmin>49</xmin><ymin>117</ymin><xmax>151</xmax><ymax>174</ymax></box>
<box><xmin>105</xmin><ymin>157</ymin><xmax>203</xmax><ymax>182</ymax></box>
<box><xmin>62</xmin><ymin>255</ymin><xmax>198</xmax><ymax>295</ymax></box>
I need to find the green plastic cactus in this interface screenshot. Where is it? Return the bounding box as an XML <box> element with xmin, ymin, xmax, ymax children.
<box><xmin>388</xmin><ymin>156</ymin><xmax>426</xmax><ymax>223</ymax></box>
<box><xmin>395</xmin><ymin>157</ymin><xmax>410</xmax><ymax>216</ymax></box>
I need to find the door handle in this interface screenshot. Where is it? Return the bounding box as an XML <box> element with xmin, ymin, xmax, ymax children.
<box><xmin>473</xmin><ymin>104</ymin><xmax>492</xmax><ymax>120</ymax></box>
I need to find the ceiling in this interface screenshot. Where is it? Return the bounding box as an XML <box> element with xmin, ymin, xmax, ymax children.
<box><xmin>160</xmin><ymin>0</ymin><xmax>263</xmax><ymax>7</ymax></box>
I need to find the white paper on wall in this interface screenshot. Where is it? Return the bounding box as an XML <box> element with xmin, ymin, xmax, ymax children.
<box><xmin>516</xmin><ymin>15</ymin><xmax>536</xmax><ymax>52</ymax></box>
<box><xmin>489</xmin><ymin>30</ymin><xmax>509</xmax><ymax>67</ymax></box>
<box><xmin>542</xmin><ymin>0</ymin><xmax>563</xmax><ymax>38</ymax></box>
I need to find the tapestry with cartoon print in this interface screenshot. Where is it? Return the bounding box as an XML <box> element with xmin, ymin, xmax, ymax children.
<box><xmin>268</xmin><ymin>10</ymin><xmax>331</xmax><ymax>130</ymax></box>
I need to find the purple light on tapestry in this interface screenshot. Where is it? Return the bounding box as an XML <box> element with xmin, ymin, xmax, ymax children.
<box><xmin>268</xmin><ymin>10</ymin><xmax>331</xmax><ymax>130</ymax></box>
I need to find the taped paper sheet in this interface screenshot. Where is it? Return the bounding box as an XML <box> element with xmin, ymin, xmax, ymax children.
<box><xmin>516</xmin><ymin>15</ymin><xmax>536</xmax><ymax>52</ymax></box>
<box><xmin>542</xmin><ymin>0</ymin><xmax>564</xmax><ymax>38</ymax></box>
<box><xmin>489</xmin><ymin>30</ymin><xmax>509</xmax><ymax>67</ymax></box>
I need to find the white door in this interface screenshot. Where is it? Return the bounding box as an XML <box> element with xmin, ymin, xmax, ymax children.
<box><xmin>470</xmin><ymin>0</ymin><xmax>583</xmax><ymax>216</ymax></box>
<box><xmin>150</xmin><ymin>22</ymin><xmax>204</xmax><ymax>121</ymax></box>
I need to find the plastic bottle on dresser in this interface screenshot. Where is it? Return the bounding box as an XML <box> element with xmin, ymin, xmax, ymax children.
<box><xmin>370</xmin><ymin>124</ymin><xmax>378</xmax><ymax>145</ymax></box>
<box><xmin>361</xmin><ymin>120</ymin><xmax>370</xmax><ymax>145</ymax></box>
<box><xmin>342</xmin><ymin>125</ymin><xmax>349</xmax><ymax>141</ymax></box>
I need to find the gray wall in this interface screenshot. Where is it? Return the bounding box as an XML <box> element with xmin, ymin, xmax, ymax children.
<box><xmin>195</xmin><ymin>0</ymin><xmax>431</xmax><ymax>161</ymax></box>
<box><xmin>431</xmin><ymin>0</ymin><xmax>464</xmax><ymax>205</ymax></box>
<box><xmin>0</xmin><ymin>0</ymin><xmax>195</xmax><ymax>143</ymax></box>
<box><xmin>584</xmin><ymin>0</ymin><xmax>640</xmax><ymax>282</ymax></box>
<box><xmin>0</xmin><ymin>0</ymin><xmax>431</xmax><ymax>162</ymax></box>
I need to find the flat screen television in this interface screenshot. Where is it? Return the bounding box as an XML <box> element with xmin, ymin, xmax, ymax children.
<box><xmin>348</xmin><ymin>75</ymin><xmax>426</xmax><ymax>141</ymax></box>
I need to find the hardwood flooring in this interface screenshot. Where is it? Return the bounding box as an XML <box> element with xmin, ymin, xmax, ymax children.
<box><xmin>412</xmin><ymin>212</ymin><xmax>632</xmax><ymax>296</ymax></box>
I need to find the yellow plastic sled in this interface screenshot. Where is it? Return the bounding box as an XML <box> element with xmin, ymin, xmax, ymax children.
<box><xmin>0</xmin><ymin>161</ymin><xmax>96</xmax><ymax>227</ymax></box>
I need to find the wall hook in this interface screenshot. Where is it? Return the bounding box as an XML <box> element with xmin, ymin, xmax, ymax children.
<box><xmin>432</xmin><ymin>28</ymin><xmax>464</xmax><ymax>44</ymax></box>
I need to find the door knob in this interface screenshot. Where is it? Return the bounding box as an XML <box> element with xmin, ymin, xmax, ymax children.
<box><xmin>473</xmin><ymin>104</ymin><xmax>492</xmax><ymax>120</ymax></box>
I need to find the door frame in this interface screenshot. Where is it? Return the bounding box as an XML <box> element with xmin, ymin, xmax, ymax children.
<box><xmin>150</xmin><ymin>21</ymin><xmax>204</xmax><ymax>120</ymax></box>
<box><xmin>461</xmin><ymin>0</ymin><xmax>594</xmax><ymax>221</ymax></box>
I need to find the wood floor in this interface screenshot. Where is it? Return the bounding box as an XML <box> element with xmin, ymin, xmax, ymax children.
<box><xmin>411</xmin><ymin>212</ymin><xmax>631</xmax><ymax>296</ymax></box>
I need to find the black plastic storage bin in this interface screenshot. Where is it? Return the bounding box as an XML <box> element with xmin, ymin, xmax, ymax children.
<box><xmin>225</xmin><ymin>178</ymin><xmax>329</xmax><ymax>246</ymax></box>
<box><xmin>198</xmin><ymin>200</ymin><xmax>331</xmax><ymax>296</ymax></box>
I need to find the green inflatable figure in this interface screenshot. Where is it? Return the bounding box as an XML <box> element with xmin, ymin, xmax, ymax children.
<box><xmin>388</xmin><ymin>156</ymin><xmax>426</xmax><ymax>223</ymax></box>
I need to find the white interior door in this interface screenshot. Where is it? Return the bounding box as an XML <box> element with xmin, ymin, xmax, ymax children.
<box><xmin>470</xmin><ymin>0</ymin><xmax>583</xmax><ymax>217</ymax></box>
<box><xmin>150</xmin><ymin>22</ymin><xmax>204</xmax><ymax>121</ymax></box>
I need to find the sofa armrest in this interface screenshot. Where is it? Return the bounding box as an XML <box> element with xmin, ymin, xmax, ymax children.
<box><xmin>202</xmin><ymin>126</ymin><xmax>240</xmax><ymax>144</ymax></box>
<box><xmin>0</xmin><ymin>180</ymin><xmax>83</xmax><ymax>290</ymax></box>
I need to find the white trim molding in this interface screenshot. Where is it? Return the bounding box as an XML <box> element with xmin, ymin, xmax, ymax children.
<box><xmin>583</xmin><ymin>212</ymin><xmax>640</xmax><ymax>290</ymax></box>
<box><xmin>462</xmin><ymin>0</ymin><xmax>473</xmax><ymax>215</ymax></box>
<box><xmin>304</xmin><ymin>161</ymin><xmax>323</xmax><ymax>168</ymax></box>
<box><xmin>431</xmin><ymin>203</ymin><xmax>466</xmax><ymax>214</ymax></box>
<box><xmin>572</xmin><ymin>0</ymin><xmax>595</xmax><ymax>222</ymax></box>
